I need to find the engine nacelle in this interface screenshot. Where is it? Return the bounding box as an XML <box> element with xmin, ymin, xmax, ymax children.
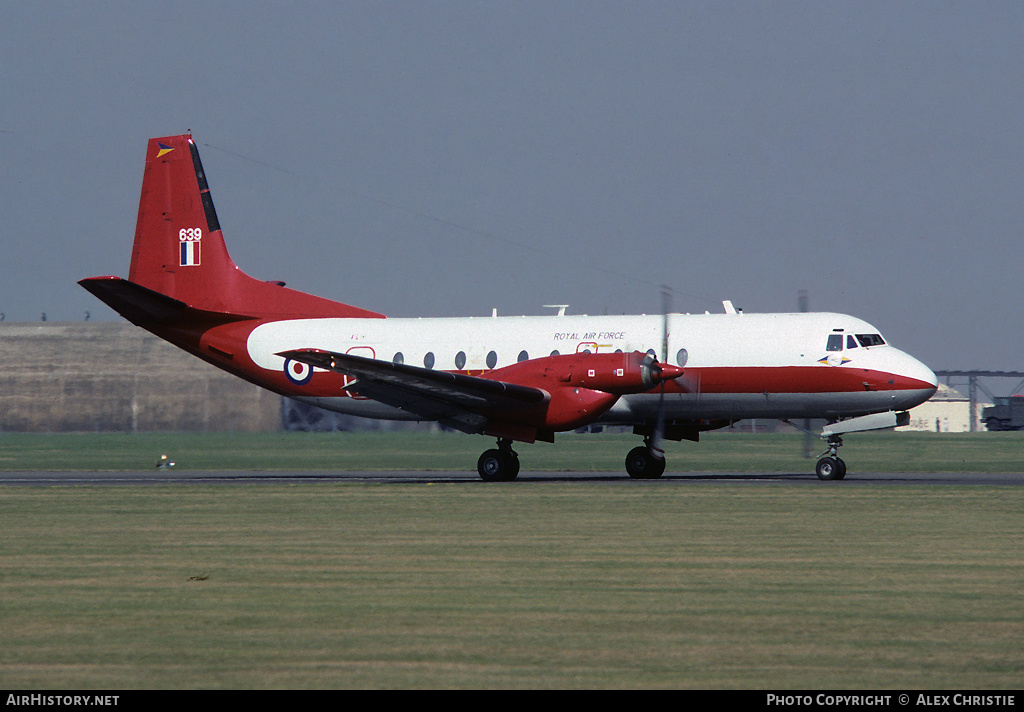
<box><xmin>566</xmin><ymin>351</ymin><xmax>684</xmax><ymax>394</ymax></box>
<box><xmin>477</xmin><ymin>351</ymin><xmax>686</xmax><ymax>437</ymax></box>
<box><xmin>487</xmin><ymin>350</ymin><xmax>684</xmax><ymax>397</ymax></box>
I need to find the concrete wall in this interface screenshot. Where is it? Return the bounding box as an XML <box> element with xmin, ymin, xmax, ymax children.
<box><xmin>0</xmin><ymin>322</ymin><xmax>281</xmax><ymax>432</ymax></box>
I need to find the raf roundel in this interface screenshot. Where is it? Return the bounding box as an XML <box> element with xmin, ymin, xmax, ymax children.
<box><xmin>283</xmin><ymin>358</ymin><xmax>313</xmax><ymax>385</ymax></box>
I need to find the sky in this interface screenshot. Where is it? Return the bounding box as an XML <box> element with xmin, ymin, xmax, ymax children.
<box><xmin>2</xmin><ymin>1</ymin><xmax>1022</xmax><ymax>372</ymax></box>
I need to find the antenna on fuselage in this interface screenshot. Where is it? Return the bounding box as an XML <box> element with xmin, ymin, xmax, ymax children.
<box><xmin>544</xmin><ymin>305</ymin><xmax>569</xmax><ymax>316</ymax></box>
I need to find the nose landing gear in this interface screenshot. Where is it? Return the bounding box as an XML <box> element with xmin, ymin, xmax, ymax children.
<box><xmin>815</xmin><ymin>435</ymin><xmax>847</xmax><ymax>481</ymax></box>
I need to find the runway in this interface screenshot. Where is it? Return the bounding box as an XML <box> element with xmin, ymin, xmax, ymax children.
<box><xmin>2</xmin><ymin>470</ymin><xmax>1022</xmax><ymax>486</ymax></box>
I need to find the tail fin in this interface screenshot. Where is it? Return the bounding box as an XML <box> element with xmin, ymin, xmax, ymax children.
<box><xmin>120</xmin><ymin>134</ymin><xmax>383</xmax><ymax>319</ymax></box>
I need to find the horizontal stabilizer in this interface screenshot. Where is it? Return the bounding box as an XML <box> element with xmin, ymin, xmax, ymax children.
<box><xmin>78</xmin><ymin>276</ymin><xmax>246</xmax><ymax>326</ymax></box>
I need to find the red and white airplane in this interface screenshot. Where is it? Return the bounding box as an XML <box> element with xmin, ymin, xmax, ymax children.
<box><xmin>80</xmin><ymin>134</ymin><xmax>937</xmax><ymax>481</ymax></box>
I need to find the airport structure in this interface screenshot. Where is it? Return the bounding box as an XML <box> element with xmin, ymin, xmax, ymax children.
<box><xmin>897</xmin><ymin>383</ymin><xmax>991</xmax><ymax>433</ymax></box>
<box><xmin>932</xmin><ymin>370</ymin><xmax>1024</xmax><ymax>432</ymax></box>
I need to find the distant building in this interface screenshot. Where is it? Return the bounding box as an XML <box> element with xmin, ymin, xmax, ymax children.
<box><xmin>0</xmin><ymin>322</ymin><xmax>280</xmax><ymax>432</ymax></box>
<box><xmin>898</xmin><ymin>383</ymin><xmax>991</xmax><ymax>433</ymax></box>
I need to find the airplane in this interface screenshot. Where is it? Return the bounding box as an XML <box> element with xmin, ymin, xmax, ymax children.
<box><xmin>80</xmin><ymin>134</ymin><xmax>938</xmax><ymax>481</ymax></box>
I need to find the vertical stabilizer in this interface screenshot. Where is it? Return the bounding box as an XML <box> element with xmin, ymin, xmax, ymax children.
<box><xmin>124</xmin><ymin>134</ymin><xmax>383</xmax><ymax>319</ymax></box>
<box><xmin>129</xmin><ymin>135</ymin><xmax>235</xmax><ymax>308</ymax></box>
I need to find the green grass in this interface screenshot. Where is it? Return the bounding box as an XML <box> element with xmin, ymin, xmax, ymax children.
<box><xmin>2</xmin><ymin>431</ymin><xmax>1021</xmax><ymax>688</ymax></box>
<box><xmin>1</xmin><ymin>430</ymin><xmax>1023</xmax><ymax>473</ymax></box>
<box><xmin>1</xmin><ymin>485</ymin><xmax>1021</xmax><ymax>688</ymax></box>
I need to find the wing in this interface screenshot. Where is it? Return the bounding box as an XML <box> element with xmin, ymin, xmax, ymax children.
<box><xmin>277</xmin><ymin>349</ymin><xmax>548</xmax><ymax>434</ymax></box>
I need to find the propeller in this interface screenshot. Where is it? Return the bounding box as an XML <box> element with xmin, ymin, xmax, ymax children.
<box><xmin>648</xmin><ymin>285</ymin><xmax>673</xmax><ymax>462</ymax></box>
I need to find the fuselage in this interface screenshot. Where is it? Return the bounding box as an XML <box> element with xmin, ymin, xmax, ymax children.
<box><xmin>242</xmin><ymin>310</ymin><xmax>937</xmax><ymax>424</ymax></box>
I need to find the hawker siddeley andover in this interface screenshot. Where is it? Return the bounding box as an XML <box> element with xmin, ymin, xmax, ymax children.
<box><xmin>81</xmin><ymin>134</ymin><xmax>938</xmax><ymax>481</ymax></box>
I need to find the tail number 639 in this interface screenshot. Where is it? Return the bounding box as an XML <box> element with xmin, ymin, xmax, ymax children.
<box><xmin>179</xmin><ymin>228</ymin><xmax>203</xmax><ymax>241</ymax></box>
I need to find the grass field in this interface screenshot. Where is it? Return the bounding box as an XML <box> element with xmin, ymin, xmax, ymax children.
<box><xmin>1</xmin><ymin>432</ymin><xmax>1022</xmax><ymax>689</ymax></box>
<box><xmin>1</xmin><ymin>484</ymin><xmax>1021</xmax><ymax>689</ymax></box>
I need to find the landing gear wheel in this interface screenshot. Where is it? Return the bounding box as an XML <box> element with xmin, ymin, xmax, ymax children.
<box><xmin>477</xmin><ymin>448</ymin><xmax>519</xmax><ymax>482</ymax></box>
<box><xmin>815</xmin><ymin>456</ymin><xmax>847</xmax><ymax>481</ymax></box>
<box><xmin>625</xmin><ymin>446</ymin><xmax>666</xmax><ymax>479</ymax></box>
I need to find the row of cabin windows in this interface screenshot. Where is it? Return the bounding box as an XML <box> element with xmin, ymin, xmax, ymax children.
<box><xmin>390</xmin><ymin>348</ymin><xmax>691</xmax><ymax>370</ymax></box>
<box><xmin>826</xmin><ymin>333</ymin><xmax>886</xmax><ymax>352</ymax></box>
<box><xmin>392</xmin><ymin>351</ymin><xmax>502</xmax><ymax>370</ymax></box>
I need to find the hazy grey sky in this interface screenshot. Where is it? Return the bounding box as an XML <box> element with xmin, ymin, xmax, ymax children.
<box><xmin>2</xmin><ymin>1</ymin><xmax>1022</xmax><ymax>371</ymax></box>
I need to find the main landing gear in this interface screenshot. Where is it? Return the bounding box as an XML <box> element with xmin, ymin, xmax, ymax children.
<box><xmin>815</xmin><ymin>435</ymin><xmax>847</xmax><ymax>481</ymax></box>
<box><xmin>477</xmin><ymin>438</ymin><xmax>520</xmax><ymax>481</ymax></box>
<box><xmin>625</xmin><ymin>442</ymin><xmax>666</xmax><ymax>479</ymax></box>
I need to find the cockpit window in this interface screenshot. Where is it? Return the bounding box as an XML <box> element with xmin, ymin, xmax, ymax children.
<box><xmin>855</xmin><ymin>333</ymin><xmax>885</xmax><ymax>347</ymax></box>
<box><xmin>846</xmin><ymin>335</ymin><xmax>858</xmax><ymax>349</ymax></box>
<box><xmin>826</xmin><ymin>334</ymin><xmax>844</xmax><ymax>352</ymax></box>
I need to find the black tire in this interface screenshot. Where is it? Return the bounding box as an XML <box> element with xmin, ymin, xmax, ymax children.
<box><xmin>502</xmin><ymin>451</ymin><xmax>520</xmax><ymax>480</ymax></box>
<box><xmin>815</xmin><ymin>456</ymin><xmax>846</xmax><ymax>481</ymax></box>
<box><xmin>834</xmin><ymin>457</ymin><xmax>847</xmax><ymax>480</ymax></box>
<box><xmin>625</xmin><ymin>446</ymin><xmax>666</xmax><ymax>479</ymax></box>
<box><xmin>477</xmin><ymin>449</ymin><xmax>519</xmax><ymax>481</ymax></box>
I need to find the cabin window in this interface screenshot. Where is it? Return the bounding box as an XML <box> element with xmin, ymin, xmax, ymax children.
<box><xmin>550</xmin><ymin>350</ymin><xmax>560</xmax><ymax>357</ymax></box>
<box><xmin>486</xmin><ymin>351</ymin><xmax>498</xmax><ymax>369</ymax></box>
<box><xmin>423</xmin><ymin>352</ymin><xmax>435</xmax><ymax>369</ymax></box>
<box><xmin>826</xmin><ymin>334</ymin><xmax>844</xmax><ymax>351</ymax></box>
<box><xmin>455</xmin><ymin>351</ymin><xmax>466</xmax><ymax>369</ymax></box>
<box><xmin>517</xmin><ymin>350</ymin><xmax>529</xmax><ymax>362</ymax></box>
<box><xmin>392</xmin><ymin>352</ymin><xmax>404</xmax><ymax>364</ymax></box>
<box><xmin>676</xmin><ymin>348</ymin><xmax>688</xmax><ymax>367</ymax></box>
<box><xmin>846</xmin><ymin>335</ymin><xmax>858</xmax><ymax>349</ymax></box>
<box><xmin>856</xmin><ymin>333</ymin><xmax>886</xmax><ymax>347</ymax></box>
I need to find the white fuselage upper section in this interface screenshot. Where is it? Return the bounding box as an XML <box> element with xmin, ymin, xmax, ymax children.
<box><xmin>247</xmin><ymin>311</ymin><xmax>937</xmax><ymax>423</ymax></box>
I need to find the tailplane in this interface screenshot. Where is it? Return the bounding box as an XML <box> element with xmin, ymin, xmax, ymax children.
<box><xmin>83</xmin><ymin>134</ymin><xmax>383</xmax><ymax>321</ymax></box>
